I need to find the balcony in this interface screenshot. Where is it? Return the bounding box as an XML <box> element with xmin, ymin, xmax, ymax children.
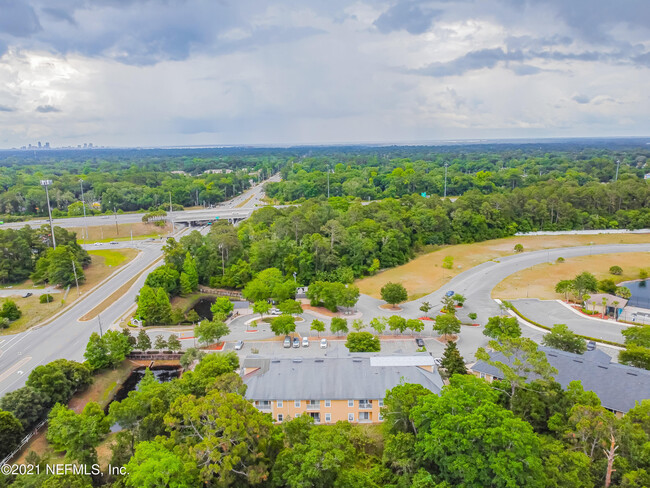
<box><xmin>306</xmin><ymin>401</ymin><xmax>321</xmax><ymax>410</ymax></box>
<box><xmin>359</xmin><ymin>402</ymin><xmax>373</xmax><ymax>410</ymax></box>
<box><xmin>255</xmin><ymin>402</ymin><xmax>272</xmax><ymax>410</ymax></box>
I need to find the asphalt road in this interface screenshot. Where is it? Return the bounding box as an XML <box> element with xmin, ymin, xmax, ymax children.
<box><xmin>0</xmin><ymin>178</ymin><xmax>274</xmax><ymax>395</ymax></box>
<box><xmin>0</xmin><ymin>174</ymin><xmax>279</xmax><ymax>231</ymax></box>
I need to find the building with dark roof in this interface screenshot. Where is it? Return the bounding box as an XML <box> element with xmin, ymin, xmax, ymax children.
<box><xmin>242</xmin><ymin>354</ymin><xmax>443</xmax><ymax>424</ymax></box>
<box><xmin>470</xmin><ymin>346</ymin><xmax>650</xmax><ymax>414</ymax></box>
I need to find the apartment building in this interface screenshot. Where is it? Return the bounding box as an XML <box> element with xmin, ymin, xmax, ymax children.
<box><xmin>242</xmin><ymin>355</ymin><xmax>443</xmax><ymax>424</ymax></box>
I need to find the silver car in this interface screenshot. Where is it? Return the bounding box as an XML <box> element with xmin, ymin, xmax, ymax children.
<box><xmin>234</xmin><ymin>340</ymin><xmax>244</xmax><ymax>350</ymax></box>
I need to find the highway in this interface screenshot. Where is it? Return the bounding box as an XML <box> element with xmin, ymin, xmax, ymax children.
<box><xmin>0</xmin><ymin>178</ymin><xmax>273</xmax><ymax>395</ymax></box>
<box><xmin>0</xmin><ymin>174</ymin><xmax>279</xmax><ymax>231</ymax></box>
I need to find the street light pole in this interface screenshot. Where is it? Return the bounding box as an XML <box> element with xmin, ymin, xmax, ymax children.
<box><xmin>169</xmin><ymin>192</ymin><xmax>175</xmax><ymax>233</ymax></box>
<box><xmin>615</xmin><ymin>159</ymin><xmax>620</xmax><ymax>182</ymax></box>
<box><xmin>79</xmin><ymin>179</ymin><xmax>88</xmax><ymax>240</ymax></box>
<box><xmin>327</xmin><ymin>165</ymin><xmax>330</xmax><ymax>199</ymax></box>
<box><xmin>40</xmin><ymin>180</ymin><xmax>56</xmax><ymax>249</ymax></box>
<box><xmin>98</xmin><ymin>314</ymin><xmax>103</xmax><ymax>337</ymax></box>
<box><xmin>71</xmin><ymin>259</ymin><xmax>80</xmax><ymax>296</ymax></box>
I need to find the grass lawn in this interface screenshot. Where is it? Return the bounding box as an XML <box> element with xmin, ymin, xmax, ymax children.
<box><xmin>1</xmin><ymin>249</ymin><xmax>139</xmax><ymax>335</ymax></box>
<box><xmin>492</xmin><ymin>252</ymin><xmax>650</xmax><ymax>300</ymax></box>
<box><xmin>170</xmin><ymin>292</ymin><xmax>206</xmax><ymax>311</ymax></box>
<box><xmin>75</xmin><ymin>222</ymin><xmax>171</xmax><ymax>244</ymax></box>
<box><xmin>88</xmin><ymin>248</ymin><xmax>139</xmax><ymax>267</ymax></box>
<box><xmin>356</xmin><ymin>233</ymin><xmax>650</xmax><ymax>299</ymax></box>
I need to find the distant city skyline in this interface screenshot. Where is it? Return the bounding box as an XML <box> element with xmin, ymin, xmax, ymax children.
<box><xmin>0</xmin><ymin>0</ymin><xmax>648</xmax><ymax>147</ymax></box>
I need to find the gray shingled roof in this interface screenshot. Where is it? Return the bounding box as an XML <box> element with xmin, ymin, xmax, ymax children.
<box><xmin>243</xmin><ymin>356</ymin><xmax>443</xmax><ymax>401</ymax></box>
<box><xmin>471</xmin><ymin>346</ymin><xmax>650</xmax><ymax>413</ymax></box>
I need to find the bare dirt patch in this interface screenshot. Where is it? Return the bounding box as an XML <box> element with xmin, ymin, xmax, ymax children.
<box><xmin>356</xmin><ymin>234</ymin><xmax>650</xmax><ymax>299</ymax></box>
<box><xmin>492</xmin><ymin>252</ymin><xmax>650</xmax><ymax>300</ymax></box>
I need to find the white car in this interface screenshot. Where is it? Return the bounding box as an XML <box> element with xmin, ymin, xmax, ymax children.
<box><xmin>234</xmin><ymin>340</ymin><xmax>244</xmax><ymax>350</ymax></box>
<box><xmin>268</xmin><ymin>308</ymin><xmax>282</xmax><ymax>316</ymax></box>
<box><xmin>302</xmin><ymin>337</ymin><xmax>309</xmax><ymax>347</ymax></box>
<box><xmin>320</xmin><ymin>338</ymin><xmax>328</xmax><ymax>349</ymax></box>
<box><xmin>433</xmin><ymin>357</ymin><xmax>442</xmax><ymax>367</ymax></box>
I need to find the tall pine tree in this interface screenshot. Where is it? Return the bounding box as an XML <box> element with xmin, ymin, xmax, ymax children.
<box><xmin>441</xmin><ymin>341</ymin><xmax>467</xmax><ymax>377</ymax></box>
<box><xmin>183</xmin><ymin>252</ymin><xmax>199</xmax><ymax>292</ymax></box>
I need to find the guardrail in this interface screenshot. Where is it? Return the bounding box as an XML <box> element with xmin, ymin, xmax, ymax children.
<box><xmin>198</xmin><ymin>286</ymin><xmax>243</xmax><ymax>299</ymax></box>
<box><xmin>0</xmin><ymin>419</ymin><xmax>47</xmax><ymax>468</ymax></box>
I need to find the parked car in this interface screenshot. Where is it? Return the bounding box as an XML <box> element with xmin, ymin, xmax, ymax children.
<box><xmin>433</xmin><ymin>357</ymin><xmax>443</xmax><ymax>367</ymax></box>
<box><xmin>283</xmin><ymin>336</ymin><xmax>291</xmax><ymax>348</ymax></box>
<box><xmin>586</xmin><ymin>340</ymin><xmax>596</xmax><ymax>351</ymax></box>
<box><xmin>302</xmin><ymin>337</ymin><xmax>309</xmax><ymax>347</ymax></box>
<box><xmin>320</xmin><ymin>338</ymin><xmax>328</xmax><ymax>349</ymax></box>
<box><xmin>445</xmin><ymin>290</ymin><xmax>455</xmax><ymax>297</ymax></box>
<box><xmin>415</xmin><ymin>338</ymin><xmax>425</xmax><ymax>347</ymax></box>
<box><xmin>22</xmin><ymin>292</ymin><xmax>32</xmax><ymax>298</ymax></box>
<box><xmin>93</xmin><ymin>242</ymin><xmax>102</xmax><ymax>246</ymax></box>
<box><xmin>109</xmin><ymin>241</ymin><xmax>118</xmax><ymax>245</ymax></box>
<box><xmin>269</xmin><ymin>308</ymin><xmax>282</xmax><ymax>316</ymax></box>
<box><xmin>234</xmin><ymin>340</ymin><xmax>244</xmax><ymax>350</ymax></box>
<box><xmin>292</xmin><ymin>337</ymin><xmax>300</xmax><ymax>348</ymax></box>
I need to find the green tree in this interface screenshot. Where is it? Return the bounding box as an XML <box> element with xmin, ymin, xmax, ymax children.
<box><xmin>640</xmin><ymin>269</ymin><xmax>648</xmax><ymax>280</ymax></box>
<box><xmin>103</xmin><ymin>329</ymin><xmax>132</xmax><ymax>367</ymax></box>
<box><xmin>84</xmin><ymin>331</ymin><xmax>109</xmax><ymax>370</ymax></box>
<box><xmin>144</xmin><ymin>265</ymin><xmax>180</xmax><ymax>295</ymax></box>
<box><xmin>180</xmin><ymin>348</ymin><xmax>205</xmax><ymax>369</ymax></box>
<box><xmin>388</xmin><ymin>315</ymin><xmax>407</xmax><ymax>334</ymax></box>
<box><xmin>278</xmin><ymin>299</ymin><xmax>303</xmax><ymax>315</ymax></box>
<box><xmin>270</xmin><ymin>315</ymin><xmax>296</xmax><ymax>336</ymax></box>
<box><xmin>440</xmin><ymin>341</ymin><xmax>467</xmax><ymax>377</ymax></box>
<box><xmin>210</xmin><ymin>297</ymin><xmax>234</xmax><ymax>317</ymax></box>
<box><xmin>542</xmin><ymin>324</ymin><xmax>587</xmax><ymax>354</ymax></box>
<box><xmin>615</xmin><ymin>286</ymin><xmax>632</xmax><ymax>299</ymax></box>
<box><xmin>195</xmin><ymin>320</ymin><xmax>230</xmax><ymax>346</ymax></box>
<box><xmin>476</xmin><ymin>337</ymin><xmax>557</xmax><ymax>409</ymax></box>
<box><xmin>330</xmin><ymin>317</ymin><xmax>348</xmax><ymax>336</ymax></box>
<box><xmin>154</xmin><ymin>335</ymin><xmax>168</xmax><ymax>350</ymax></box>
<box><xmin>345</xmin><ymin>332</ymin><xmax>380</xmax><ymax>352</ymax></box>
<box><xmin>125</xmin><ymin>440</ymin><xmax>199</xmax><ymax>488</ymax></box>
<box><xmin>619</xmin><ymin>346</ymin><xmax>650</xmax><ymax>370</ymax></box>
<box><xmin>26</xmin><ymin>360</ymin><xmax>91</xmax><ymax>406</ymax></box>
<box><xmin>170</xmin><ymin>306</ymin><xmax>185</xmax><ymax>324</ymax></box>
<box><xmin>622</xmin><ymin>325</ymin><xmax>650</xmax><ymax>348</ymax></box>
<box><xmin>135</xmin><ymin>286</ymin><xmax>157</xmax><ymax>326</ymax></box>
<box><xmin>155</xmin><ymin>287</ymin><xmax>172</xmax><ymax>324</ymax></box>
<box><xmin>351</xmin><ymin>319</ymin><xmax>366</xmax><ymax>332</ymax></box>
<box><xmin>408</xmin><ymin>318</ymin><xmax>424</xmax><ymax>333</ymax></box>
<box><xmin>514</xmin><ymin>243</ymin><xmax>524</xmax><ymax>253</ymax></box>
<box><xmin>412</xmin><ymin>375</ymin><xmax>546</xmax><ymax>488</ymax></box>
<box><xmin>609</xmin><ymin>265</ymin><xmax>623</xmax><ymax>275</ymax></box>
<box><xmin>452</xmin><ymin>293</ymin><xmax>466</xmax><ymax>306</ymax></box>
<box><xmin>0</xmin><ymin>386</ymin><xmax>48</xmax><ymax>430</ymax></box>
<box><xmin>47</xmin><ymin>402</ymin><xmax>109</xmax><ymax>465</ymax></box>
<box><xmin>252</xmin><ymin>300</ymin><xmax>271</xmax><ymax>320</ymax></box>
<box><xmin>419</xmin><ymin>301</ymin><xmax>432</xmax><ymax>316</ymax></box>
<box><xmin>310</xmin><ymin>319</ymin><xmax>325</xmax><ymax>337</ymax></box>
<box><xmin>554</xmin><ymin>279</ymin><xmax>575</xmax><ymax>300</ymax></box>
<box><xmin>167</xmin><ymin>334</ymin><xmax>182</xmax><ymax>352</ymax></box>
<box><xmin>573</xmin><ymin>272</ymin><xmax>598</xmax><ymax>300</ymax></box>
<box><xmin>442</xmin><ymin>255</ymin><xmax>453</xmax><ymax>269</ymax></box>
<box><xmin>186</xmin><ymin>309</ymin><xmax>200</xmax><ymax>324</ymax></box>
<box><xmin>440</xmin><ymin>295</ymin><xmax>456</xmax><ymax>314</ymax></box>
<box><xmin>339</xmin><ymin>285</ymin><xmax>360</xmax><ymax>310</ymax></box>
<box><xmin>179</xmin><ymin>272</ymin><xmax>192</xmax><ymax>295</ymax></box>
<box><xmin>182</xmin><ymin>252</ymin><xmax>199</xmax><ymax>291</ymax></box>
<box><xmin>433</xmin><ymin>313</ymin><xmax>460</xmax><ymax>341</ymax></box>
<box><xmin>0</xmin><ymin>410</ymin><xmax>23</xmax><ymax>459</ymax></box>
<box><xmin>369</xmin><ymin>317</ymin><xmax>386</xmax><ymax>335</ymax></box>
<box><xmin>166</xmin><ymin>389</ymin><xmax>280</xmax><ymax>485</ymax></box>
<box><xmin>136</xmin><ymin>329</ymin><xmax>152</xmax><ymax>351</ymax></box>
<box><xmin>483</xmin><ymin>315</ymin><xmax>521</xmax><ymax>340</ymax></box>
<box><xmin>0</xmin><ymin>299</ymin><xmax>21</xmax><ymax>321</ymax></box>
<box><xmin>381</xmin><ymin>282</ymin><xmax>408</xmax><ymax>308</ymax></box>
<box><xmin>382</xmin><ymin>383</ymin><xmax>432</xmax><ymax>435</ymax></box>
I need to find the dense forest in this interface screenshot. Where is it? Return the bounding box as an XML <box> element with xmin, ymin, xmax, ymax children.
<box><xmin>0</xmin><ymin>150</ymin><xmax>281</xmax><ymax>218</ymax></box>
<box><xmin>2</xmin><ymin>346</ymin><xmax>650</xmax><ymax>487</ymax></box>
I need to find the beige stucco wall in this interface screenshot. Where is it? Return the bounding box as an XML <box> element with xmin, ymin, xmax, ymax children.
<box><xmin>254</xmin><ymin>398</ymin><xmax>384</xmax><ymax>423</ymax></box>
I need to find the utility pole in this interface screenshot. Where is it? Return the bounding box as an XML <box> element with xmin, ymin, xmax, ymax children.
<box><xmin>327</xmin><ymin>165</ymin><xmax>330</xmax><ymax>198</ymax></box>
<box><xmin>114</xmin><ymin>206</ymin><xmax>119</xmax><ymax>235</ymax></box>
<box><xmin>615</xmin><ymin>159</ymin><xmax>620</xmax><ymax>182</ymax></box>
<box><xmin>40</xmin><ymin>180</ymin><xmax>56</xmax><ymax>249</ymax></box>
<box><xmin>169</xmin><ymin>192</ymin><xmax>175</xmax><ymax>233</ymax></box>
<box><xmin>71</xmin><ymin>259</ymin><xmax>80</xmax><ymax>296</ymax></box>
<box><xmin>98</xmin><ymin>314</ymin><xmax>103</xmax><ymax>337</ymax></box>
<box><xmin>443</xmin><ymin>162</ymin><xmax>448</xmax><ymax>198</ymax></box>
<box><xmin>79</xmin><ymin>179</ymin><xmax>88</xmax><ymax>240</ymax></box>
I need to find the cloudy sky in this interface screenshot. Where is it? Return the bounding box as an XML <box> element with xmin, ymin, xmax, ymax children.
<box><xmin>0</xmin><ymin>0</ymin><xmax>648</xmax><ymax>148</ymax></box>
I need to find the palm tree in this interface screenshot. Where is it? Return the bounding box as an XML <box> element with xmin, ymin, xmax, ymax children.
<box><xmin>612</xmin><ymin>301</ymin><xmax>620</xmax><ymax>320</ymax></box>
<box><xmin>602</xmin><ymin>297</ymin><xmax>608</xmax><ymax>318</ymax></box>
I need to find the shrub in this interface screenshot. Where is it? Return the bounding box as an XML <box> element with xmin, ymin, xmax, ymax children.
<box><xmin>442</xmin><ymin>256</ymin><xmax>454</xmax><ymax>269</ymax></box>
<box><xmin>609</xmin><ymin>266</ymin><xmax>623</xmax><ymax>275</ymax></box>
<box><xmin>468</xmin><ymin>313</ymin><xmax>477</xmax><ymax>320</ymax></box>
<box><xmin>345</xmin><ymin>332</ymin><xmax>380</xmax><ymax>352</ymax></box>
<box><xmin>514</xmin><ymin>244</ymin><xmax>524</xmax><ymax>253</ymax></box>
<box><xmin>40</xmin><ymin>294</ymin><xmax>54</xmax><ymax>304</ymax></box>
<box><xmin>556</xmin><ymin>257</ymin><xmax>565</xmax><ymax>263</ymax></box>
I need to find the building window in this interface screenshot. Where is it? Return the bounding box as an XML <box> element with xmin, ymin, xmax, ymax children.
<box><xmin>295</xmin><ymin>413</ymin><xmax>301</xmax><ymax>418</ymax></box>
<box><xmin>277</xmin><ymin>414</ymin><xmax>283</xmax><ymax>422</ymax></box>
<box><xmin>277</xmin><ymin>400</ymin><xmax>283</xmax><ymax>408</ymax></box>
<box><xmin>325</xmin><ymin>413</ymin><xmax>331</xmax><ymax>422</ymax></box>
<box><xmin>295</xmin><ymin>400</ymin><xmax>301</xmax><ymax>407</ymax></box>
<box><xmin>378</xmin><ymin>399</ymin><xmax>384</xmax><ymax>407</ymax></box>
<box><xmin>359</xmin><ymin>412</ymin><xmax>371</xmax><ymax>421</ymax></box>
<box><xmin>480</xmin><ymin>373</ymin><xmax>486</xmax><ymax>379</ymax></box>
<box><xmin>348</xmin><ymin>413</ymin><xmax>354</xmax><ymax>422</ymax></box>
<box><xmin>348</xmin><ymin>400</ymin><xmax>354</xmax><ymax>407</ymax></box>
<box><xmin>378</xmin><ymin>413</ymin><xmax>383</xmax><ymax>421</ymax></box>
<box><xmin>325</xmin><ymin>400</ymin><xmax>331</xmax><ymax>407</ymax></box>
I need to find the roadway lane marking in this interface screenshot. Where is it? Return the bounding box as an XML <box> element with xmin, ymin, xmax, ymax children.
<box><xmin>0</xmin><ymin>356</ymin><xmax>32</xmax><ymax>384</ymax></box>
